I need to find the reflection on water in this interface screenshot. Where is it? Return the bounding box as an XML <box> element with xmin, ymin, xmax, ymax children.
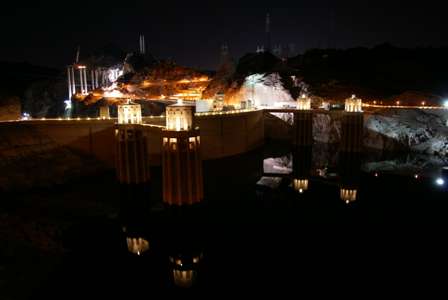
<box><xmin>292</xmin><ymin>146</ymin><xmax>312</xmax><ymax>194</ymax></box>
<box><xmin>338</xmin><ymin>152</ymin><xmax>361</xmax><ymax>204</ymax></box>
<box><xmin>125</xmin><ymin>236</ymin><xmax>150</xmax><ymax>256</ymax></box>
<box><xmin>260</xmin><ymin>143</ymin><xmax>447</xmax><ymax>204</ymax></box>
<box><xmin>119</xmin><ymin>192</ymin><xmax>205</xmax><ymax>288</ymax></box>
<box><xmin>169</xmin><ymin>253</ymin><xmax>203</xmax><ymax>288</ymax></box>
<box><xmin>293</xmin><ymin>179</ymin><xmax>308</xmax><ymax>194</ymax></box>
<box><xmin>340</xmin><ymin>189</ymin><xmax>357</xmax><ymax>204</ymax></box>
<box><xmin>113</xmin><ymin>142</ymin><xmax>448</xmax><ymax>290</ymax></box>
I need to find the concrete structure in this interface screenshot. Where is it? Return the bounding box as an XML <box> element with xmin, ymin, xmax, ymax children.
<box><xmin>0</xmin><ymin>109</ymin><xmax>264</xmax><ymax>168</ymax></box>
<box><xmin>166</xmin><ymin>102</ymin><xmax>195</xmax><ymax>131</ymax></box>
<box><xmin>115</xmin><ymin>102</ymin><xmax>150</xmax><ymax>185</ymax></box>
<box><xmin>118</xmin><ymin>101</ymin><xmax>142</xmax><ymax>125</ymax></box>
<box><xmin>293</xmin><ymin>95</ymin><xmax>313</xmax><ymax>146</ymax></box>
<box><xmin>139</xmin><ymin>34</ymin><xmax>146</xmax><ymax>55</ymax></box>
<box><xmin>341</xmin><ymin>95</ymin><xmax>364</xmax><ymax>152</ymax></box>
<box><xmin>162</xmin><ymin>103</ymin><xmax>203</xmax><ymax>206</ymax></box>
<box><xmin>67</xmin><ymin>65</ymin><xmax>110</xmax><ymax>99</ymax></box>
<box><xmin>345</xmin><ymin>94</ymin><xmax>363</xmax><ymax>112</ymax></box>
<box><xmin>99</xmin><ymin>105</ymin><xmax>110</xmax><ymax>119</ymax></box>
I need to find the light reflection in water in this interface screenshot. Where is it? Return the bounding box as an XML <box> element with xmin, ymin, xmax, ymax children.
<box><xmin>126</xmin><ymin>237</ymin><xmax>150</xmax><ymax>256</ymax></box>
<box><xmin>169</xmin><ymin>253</ymin><xmax>203</xmax><ymax>288</ymax></box>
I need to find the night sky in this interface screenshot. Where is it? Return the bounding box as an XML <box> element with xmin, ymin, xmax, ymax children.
<box><xmin>1</xmin><ymin>0</ymin><xmax>447</xmax><ymax>70</ymax></box>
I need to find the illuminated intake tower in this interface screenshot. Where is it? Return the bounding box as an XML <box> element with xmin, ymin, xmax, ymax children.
<box><xmin>162</xmin><ymin>102</ymin><xmax>203</xmax><ymax>206</ymax></box>
<box><xmin>115</xmin><ymin>101</ymin><xmax>150</xmax><ymax>185</ymax></box>
<box><xmin>340</xmin><ymin>95</ymin><xmax>364</xmax><ymax>152</ymax></box>
<box><xmin>293</xmin><ymin>95</ymin><xmax>313</xmax><ymax>146</ymax></box>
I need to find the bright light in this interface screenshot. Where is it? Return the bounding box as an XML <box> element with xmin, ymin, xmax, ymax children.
<box><xmin>246</xmin><ymin>74</ymin><xmax>264</xmax><ymax>85</ymax></box>
<box><xmin>104</xmin><ymin>90</ymin><xmax>124</xmax><ymax>98</ymax></box>
<box><xmin>21</xmin><ymin>112</ymin><xmax>31</xmax><ymax>120</ymax></box>
<box><xmin>103</xmin><ymin>83</ymin><xmax>124</xmax><ymax>98</ymax></box>
<box><xmin>443</xmin><ymin>100</ymin><xmax>448</xmax><ymax>108</ymax></box>
<box><xmin>436</xmin><ymin>178</ymin><xmax>445</xmax><ymax>186</ymax></box>
<box><xmin>108</xmin><ymin>68</ymin><xmax>123</xmax><ymax>83</ymax></box>
<box><xmin>345</xmin><ymin>95</ymin><xmax>362</xmax><ymax>112</ymax></box>
<box><xmin>64</xmin><ymin>100</ymin><xmax>72</xmax><ymax>110</ymax></box>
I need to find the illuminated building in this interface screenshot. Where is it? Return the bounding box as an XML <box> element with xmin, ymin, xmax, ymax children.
<box><xmin>296</xmin><ymin>94</ymin><xmax>311</xmax><ymax>110</ymax></box>
<box><xmin>169</xmin><ymin>253</ymin><xmax>203</xmax><ymax>288</ymax></box>
<box><xmin>162</xmin><ymin>101</ymin><xmax>203</xmax><ymax>206</ymax></box>
<box><xmin>345</xmin><ymin>94</ymin><xmax>363</xmax><ymax>112</ymax></box>
<box><xmin>115</xmin><ymin>101</ymin><xmax>150</xmax><ymax>185</ymax></box>
<box><xmin>293</xmin><ymin>95</ymin><xmax>313</xmax><ymax>146</ymax></box>
<box><xmin>118</xmin><ymin>101</ymin><xmax>142</xmax><ymax>125</ymax></box>
<box><xmin>341</xmin><ymin>95</ymin><xmax>364</xmax><ymax>153</ymax></box>
<box><xmin>292</xmin><ymin>145</ymin><xmax>312</xmax><ymax>194</ymax></box>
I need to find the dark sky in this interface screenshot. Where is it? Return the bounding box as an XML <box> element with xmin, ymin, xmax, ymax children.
<box><xmin>1</xmin><ymin>0</ymin><xmax>447</xmax><ymax>70</ymax></box>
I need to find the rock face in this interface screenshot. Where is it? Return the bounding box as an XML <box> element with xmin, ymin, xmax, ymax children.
<box><xmin>23</xmin><ymin>79</ymin><xmax>66</xmax><ymax>118</ymax></box>
<box><xmin>362</xmin><ymin>153</ymin><xmax>448</xmax><ymax>176</ymax></box>
<box><xmin>266</xmin><ymin>108</ymin><xmax>448</xmax><ymax>157</ymax></box>
<box><xmin>364</xmin><ymin>109</ymin><xmax>448</xmax><ymax>156</ymax></box>
<box><xmin>313</xmin><ymin>113</ymin><xmax>342</xmax><ymax>144</ymax></box>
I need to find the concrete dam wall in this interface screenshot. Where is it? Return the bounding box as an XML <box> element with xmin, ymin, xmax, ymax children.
<box><xmin>0</xmin><ymin>110</ymin><xmax>265</xmax><ymax>170</ymax></box>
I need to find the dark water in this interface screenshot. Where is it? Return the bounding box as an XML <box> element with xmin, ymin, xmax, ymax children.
<box><xmin>9</xmin><ymin>143</ymin><xmax>447</xmax><ymax>296</ymax></box>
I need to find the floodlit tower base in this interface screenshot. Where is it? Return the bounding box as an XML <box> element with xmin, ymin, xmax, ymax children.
<box><xmin>162</xmin><ymin>129</ymin><xmax>203</xmax><ymax>206</ymax></box>
<box><xmin>293</xmin><ymin>111</ymin><xmax>313</xmax><ymax>147</ymax></box>
<box><xmin>115</xmin><ymin>125</ymin><xmax>150</xmax><ymax>185</ymax></box>
<box><xmin>340</xmin><ymin>112</ymin><xmax>363</xmax><ymax>153</ymax></box>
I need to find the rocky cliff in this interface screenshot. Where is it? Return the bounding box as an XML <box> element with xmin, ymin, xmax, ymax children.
<box><xmin>265</xmin><ymin>108</ymin><xmax>448</xmax><ymax>157</ymax></box>
<box><xmin>364</xmin><ymin>109</ymin><xmax>448</xmax><ymax>156</ymax></box>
